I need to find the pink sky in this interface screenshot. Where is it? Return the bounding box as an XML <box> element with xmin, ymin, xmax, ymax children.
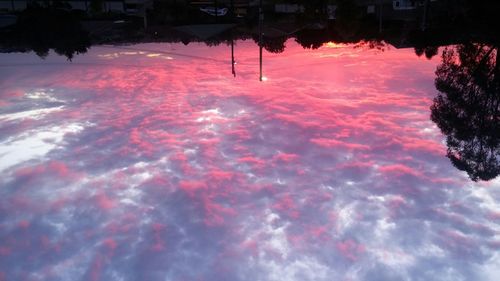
<box><xmin>0</xmin><ymin>40</ymin><xmax>499</xmax><ymax>281</ymax></box>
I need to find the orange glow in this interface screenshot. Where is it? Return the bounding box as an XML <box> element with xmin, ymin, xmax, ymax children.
<box><xmin>324</xmin><ymin>42</ymin><xmax>348</xmax><ymax>48</ymax></box>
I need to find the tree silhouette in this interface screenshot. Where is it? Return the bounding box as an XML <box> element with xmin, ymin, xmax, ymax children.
<box><xmin>295</xmin><ymin>28</ymin><xmax>333</xmax><ymax>50</ymax></box>
<box><xmin>431</xmin><ymin>43</ymin><xmax>500</xmax><ymax>181</ymax></box>
<box><xmin>252</xmin><ymin>35</ymin><xmax>287</xmax><ymax>54</ymax></box>
<box><xmin>1</xmin><ymin>6</ymin><xmax>90</xmax><ymax>60</ymax></box>
<box><xmin>415</xmin><ymin>46</ymin><xmax>439</xmax><ymax>60</ymax></box>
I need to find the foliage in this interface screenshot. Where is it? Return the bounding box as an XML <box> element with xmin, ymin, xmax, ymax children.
<box><xmin>414</xmin><ymin>46</ymin><xmax>439</xmax><ymax>60</ymax></box>
<box><xmin>253</xmin><ymin>34</ymin><xmax>287</xmax><ymax>53</ymax></box>
<box><xmin>431</xmin><ymin>43</ymin><xmax>500</xmax><ymax>181</ymax></box>
<box><xmin>1</xmin><ymin>7</ymin><xmax>90</xmax><ymax>60</ymax></box>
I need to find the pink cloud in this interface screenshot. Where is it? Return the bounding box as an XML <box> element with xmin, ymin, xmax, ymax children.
<box><xmin>206</xmin><ymin>169</ymin><xmax>234</xmax><ymax>182</ymax></box>
<box><xmin>237</xmin><ymin>156</ymin><xmax>267</xmax><ymax>170</ymax></box>
<box><xmin>273</xmin><ymin>152</ymin><xmax>299</xmax><ymax>163</ymax></box>
<box><xmin>179</xmin><ymin>180</ymin><xmax>207</xmax><ymax>194</ymax></box>
<box><xmin>273</xmin><ymin>195</ymin><xmax>300</xmax><ymax>219</ymax></box>
<box><xmin>378</xmin><ymin>164</ymin><xmax>422</xmax><ymax>178</ymax></box>
<box><xmin>441</xmin><ymin>230</ymin><xmax>475</xmax><ymax>246</ymax></box>
<box><xmin>310</xmin><ymin>138</ymin><xmax>370</xmax><ymax>150</ymax></box>
<box><xmin>241</xmin><ymin>239</ymin><xmax>259</xmax><ymax>257</ymax></box>
<box><xmin>103</xmin><ymin>238</ymin><xmax>118</xmax><ymax>251</ymax></box>
<box><xmin>95</xmin><ymin>193</ymin><xmax>115</xmax><ymax>210</ymax></box>
<box><xmin>14</xmin><ymin>161</ymin><xmax>76</xmax><ymax>180</ymax></box>
<box><xmin>202</xmin><ymin>198</ymin><xmax>236</xmax><ymax>226</ymax></box>
<box><xmin>336</xmin><ymin>239</ymin><xmax>366</xmax><ymax>261</ymax></box>
<box><xmin>1</xmin><ymin>40</ymin><xmax>496</xmax><ymax>281</ymax></box>
<box><xmin>487</xmin><ymin>211</ymin><xmax>500</xmax><ymax>221</ymax></box>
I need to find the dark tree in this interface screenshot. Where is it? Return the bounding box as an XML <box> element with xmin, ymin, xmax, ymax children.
<box><xmin>295</xmin><ymin>28</ymin><xmax>332</xmax><ymax>50</ymax></box>
<box><xmin>263</xmin><ymin>36</ymin><xmax>287</xmax><ymax>54</ymax></box>
<box><xmin>252</xmin><ymin>35</ymin><xmax>287</xmax><ymax>54</ymax></box>
<box><xmin>0</xmin><ymin>6</ymin><xmax>90</xmax><ymax>60</ymax></box>
<box><xmin>415</xmin><ymin>46</ymin><xmax>439</xmax><ymax>60</ymax></box>
<box><xmin>431</xmin><ymin>43</ymin><xmax>500</xmax><ymax>181</ymax></box>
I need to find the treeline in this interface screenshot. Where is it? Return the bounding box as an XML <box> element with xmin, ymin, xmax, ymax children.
<box><xmin>1</xmin><ymin>1</ymin><xmax>500</xmax><ymax>60</ymax></box>
<box><xmin>0</xmin><ymin>6</ymin><xmax>91</xmax><ymax>60</ymax></box>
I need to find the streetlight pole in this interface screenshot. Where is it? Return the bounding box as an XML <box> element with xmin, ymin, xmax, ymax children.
<box><xmin>231</xmin><ymin>37</ymin><xmax>236</xmax><ymax>77</ymax></box>
<box><xmin>259</xmin><ymin>0</ymin><xmax>263</xmax><ymax>81</ymax></box>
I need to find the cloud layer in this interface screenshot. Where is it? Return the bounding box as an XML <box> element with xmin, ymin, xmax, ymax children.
<box><xmin>0</xmin><ymin>41</ymin><xmax>499</xmax><ymax>281</ymax></box>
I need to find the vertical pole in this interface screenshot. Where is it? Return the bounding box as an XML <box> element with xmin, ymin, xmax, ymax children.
<box><xmin>231</xmin><ymin>38</ymin><xmax>236</xmax><ymax>77</ymax></box>
<box><xmin>259</xmin><ymin>0</ymin><xmax>263</xmax><ymax>81</ymax></box>
<box><xmin>259</xmin><ymin>44</ymin><xmax>263</xmax><ymax>81</ymax></box>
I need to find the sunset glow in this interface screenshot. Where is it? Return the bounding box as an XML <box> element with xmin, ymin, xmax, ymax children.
<box><xmin>324</xmin><ymin>42</ymin><xmax>348</xmax><ymax>48</ymax></box>
<box><xmin>1</xmin><ymin>40</ymin><xmax>499</xmax><ymax>281</ymax></box>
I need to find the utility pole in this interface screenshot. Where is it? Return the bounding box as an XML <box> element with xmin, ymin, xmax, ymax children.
<box><xmin>231</xmin><ymin>38</ymin><xmax>236</xmax><ymax>77</ymax></box>
<box><xmin>259</xmin><ymin>0</ymin><xmax>263</xmax><ymax>81</ymax></box>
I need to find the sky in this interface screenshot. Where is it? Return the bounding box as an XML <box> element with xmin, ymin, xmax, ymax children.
<box><xmin>0</xmin><ymin>40</ymin><xmax>499</xmax><ymax>281</ymax></box>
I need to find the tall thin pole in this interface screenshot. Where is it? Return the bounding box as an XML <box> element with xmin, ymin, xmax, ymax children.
<box><xmin>231</xmin><ymin>38</ymin><xmax>236</xmax><ymax>77</ymax></box>
<box><xmin>259</xmin><ymin>0</ymin><xmax>263</xmax><ymax>81</ymax></box>
<box><xmin>259</xmin><ymin>44</ymin><xmax>263</xmax><ymax>81</ymax></box>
